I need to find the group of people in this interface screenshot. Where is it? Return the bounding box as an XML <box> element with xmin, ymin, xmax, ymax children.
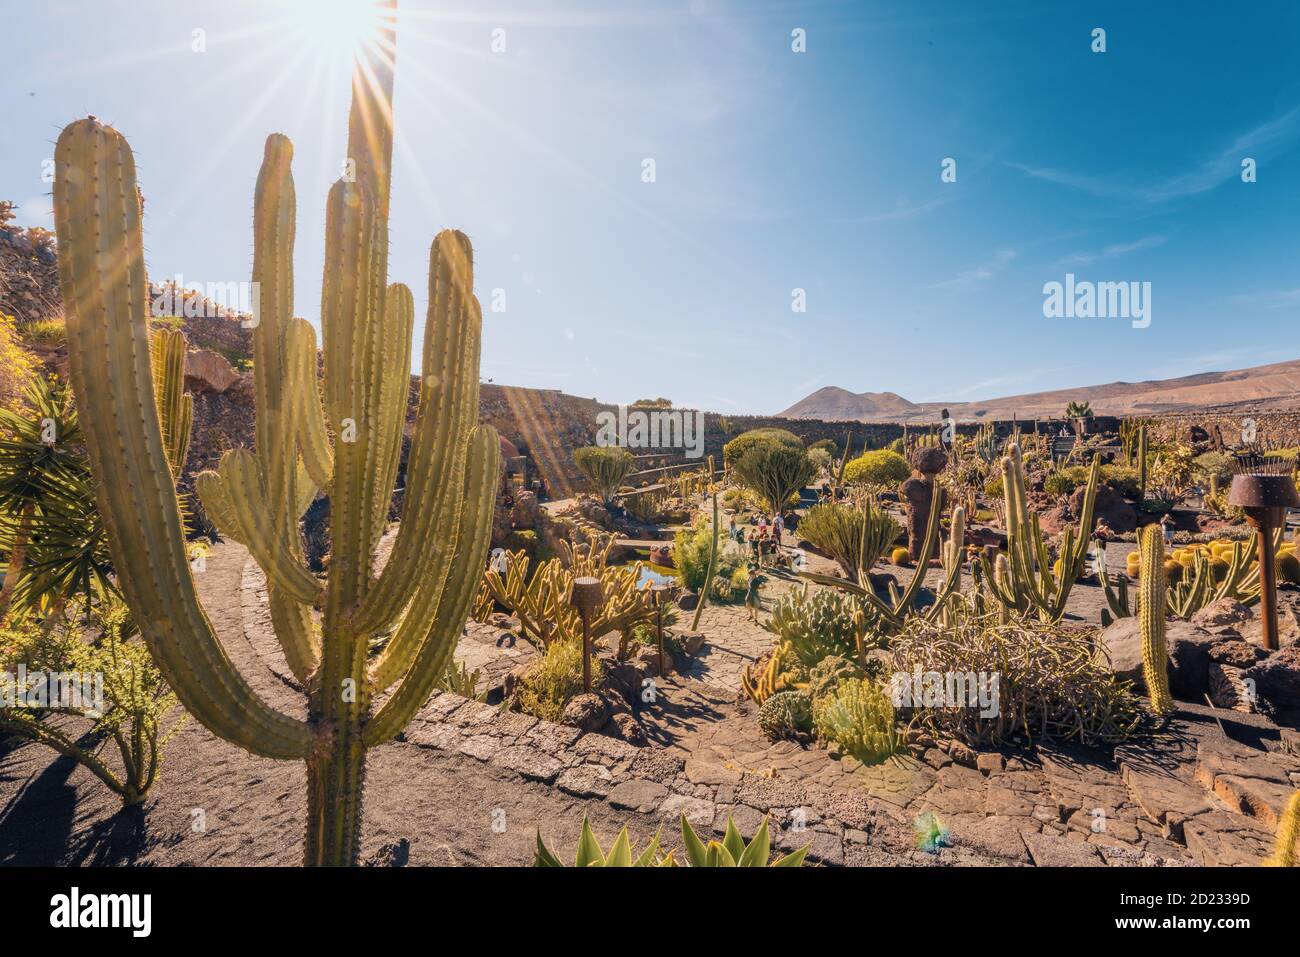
<box><xmin>728</xmin><ymin>513</ymin><xmax>785</xmax><ymax>564</ymax></box>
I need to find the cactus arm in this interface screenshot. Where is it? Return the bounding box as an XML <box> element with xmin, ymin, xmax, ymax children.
<box><xmin>364</xmin><ymin>426</ymin><xmax>499</xmax><ymax>745</ymax></box>
<box><xmin>320</xmin><ymin>178</ymin><xmax>386</xmax><ymax>616</ymax></box>
<box><xmin>213</xmin><ymin>450</ymin><xmax>320</xmax><ymax>604</ymax></box>
<box><xmin>369</xmin><ymin>280</ymin><xmax>408</xmax><ymax>535</ymax></box>
<box><xmin>251</xmin><ymin>133</ymin><xmax>296</xmax><ymax>523</ymax></box>
<box><xmin>149</xmin><ymin>328</ymin><xmax>191</xmax><ymax>477</ymax></box>
<box><xmin>269</xmin><ymin>585</ymin><xmax>320</xmax><ymax>687</ymax></box>
<box><xmin>54</xmin><ymin>117</ymin><xmax>311</xmax><ymax>759</ymax></box>
<box><xmin>285</xmin><ymin>318</ymin><xmax>334</xmax><ymax>489</ymax></box>
<box><xmin>354</xmin><ymin>231</ymin><xmax>481</xmax><ymax>633</ymax></box>
<box><xmin>367</xmin><ymin>448</ymin><xmax>466</xmax><ymax>690</ymax></box>
<box><xmin>370</xmin><ymin>282</ymin><xmax>414</xmax><ymax>540</ymax></box>
<box><xmin>195</xmin><ymin>469</ymin><xmax>248</xmax><ymax>543</ymax></box>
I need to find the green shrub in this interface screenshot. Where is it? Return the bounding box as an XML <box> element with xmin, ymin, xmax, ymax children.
<box><xmin>765</xmin><ymin>588</ymin><xmax>873</xmax><ymax>668</ymax></box>
<box><xmin>807</xmin><ymin>654</ymin><xmax>866</xmax><ymax>700</ymax></box>
<box><xmin>20</xmin><ymin>317</ymin><xmax>67</xmax><ymax>344</ymax></box>
<box><xmin>798</xmin><ymin>500</ymin><xmax>901</xmax><ymax>580</ymax></box>
<box><xmin>808</xmin><ymin>438</ymin><xmax>839</xmax><ymax>456</ymax></box>
<box><xmin>515</xmin><ymin>638</ymin><xmax>602</xmax><ymax>723</ymax></box>
<box><xmin>674</xmin><ymin>518</ymin><xmax>746</xmax><ymax>600</ymax></box>
<box><xmin>573</xmin><ymin>446</ymin><xmax>635</xmax><ymax>505</ymax></box>
<box><xmin>732</xmin><ymin>444</ymin><xmax>815</xmax><ymax>515</ymax></box>
<box><xmin>843</xmin><ymin>449</ymin><xmax>910</xmax><ymax>487</ymax></box>
<box><xmin>812</xmin><ymin>677</ymin><xmax>900</xmax><ymax>764</ymax></box>
<box><xmin>1193</xmin><ymin>451</ymin><xmax>1235</xmax><ymax>487</ymax></box>
<box><xmin>0</xmin><ymin>593</ymin><xmax>185</xmax><ymax>805</ymax></box>
<box><xmin>722</xmin><ymin>428</ymin><xmax>802</xmax><ymax>468</ymax></box>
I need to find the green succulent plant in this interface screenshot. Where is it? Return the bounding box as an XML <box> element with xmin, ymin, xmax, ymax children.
<box><xmin>52</xmin><ymin>1</ymin><xmax>499</xmax><ymax>865</ymax></box>
<box><xmin>535</xmin><ymin>815</ymin><xmax>674</xmax><ymax>867</ymax></box>
<box><xmin>812</xmin><ymin>676</ymin><xmax>901</xmax><ymax>765</ymax></box>
<box><xmin>679</xmin><ymin>814</ymin><xmax>809</xmax><ymax>867</ymax></box>
<box><xmin>757</xmin><ymin>689</ymin><xmax>813</xmax><ymax>741</ymax></box>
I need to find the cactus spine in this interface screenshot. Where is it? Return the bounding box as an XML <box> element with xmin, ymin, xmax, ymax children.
<box><xmin>53</xmin><ymin>1</ymin><xmax>499</xmax><ymax>866</ymax></box>
<box><xmin>1138</xmin><ymin>525</ymin><xmax>1174</xmax><ymax>714</ymax></box>
<box><xmin>690</xmin><ymin>455</ymin><xmax>719</xmax><ymax>631</ymax></box>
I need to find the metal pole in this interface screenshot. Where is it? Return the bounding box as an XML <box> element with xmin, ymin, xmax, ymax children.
<box><xmin>579</xmin><ymin>607</ymin><xmax>592</xmax><ymax>693</ymax></box>
<box><xmin>1250</xmin><ymin>509</ymin><xmax>1281</xmax><ymax>651</ymax></box>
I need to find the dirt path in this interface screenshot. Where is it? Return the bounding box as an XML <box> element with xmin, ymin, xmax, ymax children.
<box><xmin>0</xmin><ymin>543</ymin><xmax>668</xmax><ymax>866</ymax></box>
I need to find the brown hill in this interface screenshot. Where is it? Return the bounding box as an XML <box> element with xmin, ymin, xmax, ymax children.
<box><xmin>779</xmin><ymin>358</ymin><xmax>1300</xmax><ymax>423</ymax></box>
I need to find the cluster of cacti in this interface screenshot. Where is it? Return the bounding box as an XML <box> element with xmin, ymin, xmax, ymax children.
<box><xmin>801</xmin><ymin>486</ymin><xmax>965</xmax><ymax>634</ymax></box>
<box><xmin>797</xmin><ymin>496</ymin><xmax>901</xmax><ymax>581</ymax></box>
<box><xmin>1137</xmin><ymin>525</ymin><xmax>1174</xmax><ymax>714</ymax></box>
<box><xmin>811</xmin><ymin>676</ymin><xmax>901</xmax><ymax>765</ymax></box>
<box><xmin>806</xmin><ymin>654</ymin><xmax>867</xmax><ymax>700</ymax></box>
<box><xmin>53</xmin><ymin>2</ymin><xmax>500</xmax><ymax>865</ymax></box>
<box><xmin>741</xmin><ymin>641</ymin><xmax>803</xmax><ymax>704</ymax></box>
<box><xmin>478</xmin><ymin>534</ymin><xmax>655</xmax><ymax>653</ymax></box>
<box><xmin>888</xmin><ymin>594</ymin><xmax>1142</xmax><ymax>747</ymax></box>
<box><xmin>757</xmin><ymin>689</ymin><xmax>813</xmax><ymax>741</ymax></box>
<box><xmin>1108</xmin><ymin>533</ymin><xmax>1277</xmax><ymax>619</ymax></box>
<box><xmin>978</xmin><ymin>444</ymin><xmax>1100</xmax><ymax>623</ymax></box>
<box><xmin>764</xmin><ymin>586</ymin><xmax>873</xmax><ymax>668</ymax></box>
<box><xmin>573</xmin><ymin>445</ymin><xmax>635</xmax><ymax>506</ymax></box>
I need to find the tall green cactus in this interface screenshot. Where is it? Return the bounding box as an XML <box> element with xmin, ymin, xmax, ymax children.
<box><xmin>1137</xmin><ymin>525</ymin><xmax>1174</xmax><ymax>714</ymax></box>
<box><xmin>979</xmin><ymin>444</ymin><xmax>1100</xmax><ymax>623</ymax></box>
<box><xmin>52</xmin><ymin>2</ymin><xmax>499</xmax><ymax>866</ymax></box>
<box><xmin>1137</xmin><ymin>425</ymin><xmax>1148</xmax><ymax>501</ymax></box>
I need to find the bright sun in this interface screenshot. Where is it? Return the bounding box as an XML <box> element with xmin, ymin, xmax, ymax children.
<box><xmin>296</xmin><ymin>0</ymin><xmax>389</xmax><ymax>58</ymax></box>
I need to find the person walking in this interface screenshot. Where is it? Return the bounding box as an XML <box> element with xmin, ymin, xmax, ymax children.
<box><xmin>744</xmin><ymin>562</ymin><xmax>766</xmax><ymax>622</ymax></box>
<box><xmin>1160</xmin><ymin>513</ymin><xmax>1174</xmax><ymax>547</ymax></box>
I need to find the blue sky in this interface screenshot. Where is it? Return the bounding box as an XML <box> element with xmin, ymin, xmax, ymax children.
<box><xmin>4</xmin><ymin>0</ymin><xmax>1299</xmax><ymax>414</ymax></box>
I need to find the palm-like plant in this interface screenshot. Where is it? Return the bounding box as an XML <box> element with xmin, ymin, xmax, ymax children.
<box><xmin>0</xmin><ymin>377</ymin><xmax>112</xmax><ymax>620</ymax></box>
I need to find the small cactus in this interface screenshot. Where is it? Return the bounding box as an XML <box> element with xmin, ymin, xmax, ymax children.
<box><xmin>1138</xmin><ymin>525</ymin><xmax>1174</xmax><ymax>714</ymax></box>
<box><xmin>757</xmin><ymin>689</ymin><xmax>812</xmax><ymax>741</ymax></box>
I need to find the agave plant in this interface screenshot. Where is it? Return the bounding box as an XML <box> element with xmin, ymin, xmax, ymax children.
<box><xmin>679</xmin><ymin>814</ymin><xmax>809</xmax><ymax>867</ymax></box>
<box><xmin>534</xmin><ymin>815</ymin><xmax>674</xmax><ymax>867</ymax></box>
<box><xmin>534</xmin><ymin>814</ymin><xmax>808</xmax><ymax>867</ymax></box>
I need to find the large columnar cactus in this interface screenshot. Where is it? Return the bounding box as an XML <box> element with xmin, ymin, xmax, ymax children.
<box><xmin>979</xmin><ymin>444</ymin><xmax>1100</xmax><ymax>623</ymax></box>
<box><xmin>1137</xmin><ymin>525</ymin><xmax>1174</xmax><ymax>714</ymax></box>
<box><xmin>52</xmin><ymin>2</ymin><xmax>499</xmax><ymax>866</ymax></box>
